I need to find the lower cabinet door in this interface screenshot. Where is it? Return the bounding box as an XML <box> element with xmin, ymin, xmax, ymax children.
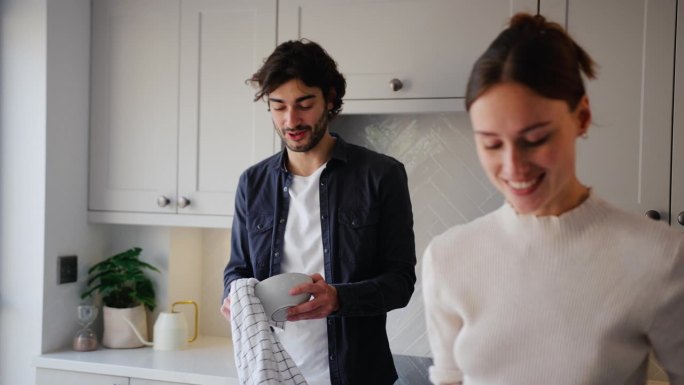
<box><xmin>36</xmin><ymin>368</ymin><xmax>129</xmax><ymax>385</ymax></box>
<box><xmin>35</xmin><ymin>369</ymin><xmax>197</xmax><ymax>385</ymax></box>
<box><xmin>130</xmin><ymin>379</ymin><xmax>193</xmax><ymax>385</ymax></box>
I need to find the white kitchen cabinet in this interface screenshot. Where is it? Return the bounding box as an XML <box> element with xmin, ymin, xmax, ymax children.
<box><xmin>89</xmin><ymin>0</ymin><xmax>277</xmax><ymax>227</ymax></box>
<box><xmin>540</xmin><ymin>0</ymin><xmax>677</xmax><ymax>223</ymax></box>
<box><xmin>672</xmin><ymin>1</ymin><xmax>684</xmax><ymax>231</ymax></box>
<box><xmin>37</xmin><ymin>368</ymin><xmax>129</xmax><ymax>385</ymax></box>
<box><xmin>89</xmin><ymin>0</ymin><xmax>180</xmax><ymax>216</ymax></box>
<box><xmin>36</xmin><ymin>368</ymin><xmax>195</xmax><ymax>385</ymax></box>
<box><xmin>278</xmin><ymin>0</ymin><xmax>538</xmax><ymax>113</ymax></box>
<box><xmin>130</xmin><ymin>379</ymin><xmax>190</xmax><ymax>385</ymax></box>
<box><xmin>176</xmin><ymin>0</ymin><xmax>277</xmax><ymax>220</ymax></box>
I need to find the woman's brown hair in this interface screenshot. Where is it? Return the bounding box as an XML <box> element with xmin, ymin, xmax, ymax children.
<box><xmin>465</xmin><ymin>13</ymin><xmax>596</xmax><ymax>111</ymax></box>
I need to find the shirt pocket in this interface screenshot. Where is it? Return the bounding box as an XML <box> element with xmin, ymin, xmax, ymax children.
<box><xmin>337</xmin><ymin>207</ymin><xmax>380</xmax><ymax>275</ymax></box>
<box><xmin>248</xmin><ymin>213</ymin><xmax>274</xmax><ymax>275</ymax></box>
<box><xmin>250</xmin><ymin>213</ymin><xmax>274</xmax><ymax>234</ymax></box>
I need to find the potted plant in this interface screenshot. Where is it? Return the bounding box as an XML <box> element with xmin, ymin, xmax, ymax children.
<box><xmin>81</xmin><ymin>247</ymin><xmax>160</xmax><ymax>348</ymax></box>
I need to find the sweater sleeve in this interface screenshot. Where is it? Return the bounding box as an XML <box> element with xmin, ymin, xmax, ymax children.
<box><xmin>422</xmin><ymin>242</ymin><xmax>464</xmax><ymax>385</ymax></box>
<box><xmin>648</xmin><ymin>237</ymin><xmax>684</xmax><ymax>385</ymax></box>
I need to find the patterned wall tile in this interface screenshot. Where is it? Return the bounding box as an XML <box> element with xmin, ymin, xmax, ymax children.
<box><xmin>647</xmin><ymin>353</ymin><xmax>669</xmax><ymax>382</ymax></box>
<box><xmin>331</xmin><ymin>113</ymin><xmax>503</xmax><ymax>356</ymax></box>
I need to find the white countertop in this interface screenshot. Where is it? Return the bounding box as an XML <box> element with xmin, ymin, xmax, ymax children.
<box><xmin>34</xmin><ymin>336</ymin><xmax>238</xmax><ymax>385</ymax></box>
<box><xmin>34</xmin><ymin>338</ymin><xmax>672</xmax><ymax>385</ymax></box>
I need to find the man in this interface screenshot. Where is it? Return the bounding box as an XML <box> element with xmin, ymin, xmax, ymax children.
<box><xmin>221</xmin><ymin>40</ymin><xmax>416</xmax><ymax>385</ymax></box>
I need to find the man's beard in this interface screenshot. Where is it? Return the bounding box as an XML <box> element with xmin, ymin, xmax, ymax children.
<box><xmin>277</xmin><ymin>110</ymin><xmax>328</xmax><ymax>153</ymax></box>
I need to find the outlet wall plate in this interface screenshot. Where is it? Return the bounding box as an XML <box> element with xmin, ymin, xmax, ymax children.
<box><xmin>58</xmin><ymin>255</ymin><xmax>78</xmax><ymax>284</ymax></box>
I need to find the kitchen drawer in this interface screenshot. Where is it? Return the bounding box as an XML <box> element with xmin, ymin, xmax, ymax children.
<box><xmin>36</xmin><ymin>368</ymin><xmax>129</xmax><ymax>385</ymax></box>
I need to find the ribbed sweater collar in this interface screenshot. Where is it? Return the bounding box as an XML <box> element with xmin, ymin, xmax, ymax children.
<box><xmin>497</xmin><ymin>191</ymin><xmax>609</xmax><ymax>235</ymax></box>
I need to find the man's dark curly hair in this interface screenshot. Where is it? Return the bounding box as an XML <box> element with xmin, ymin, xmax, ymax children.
<box><xmin>248</xmin><ymin>39</ymin><xmax>346</xmax><ymax>119</ymax></box>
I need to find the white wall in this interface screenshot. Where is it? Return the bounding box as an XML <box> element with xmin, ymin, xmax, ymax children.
<box><xmin>43</xmin><ymin>0</ymin><xmax>105</xmax><ymax>354</ymax></box>
<box><xmin>0</xmin><ymin>1</ymin><xmax>104</xmax><ymax>383</ymax></box>
<box><xmin>199</xmin><ymin>228</ymin><xmax>231</xmax><ymax>337</ymax></box>
<box><xmin>0</xmin><ymin>1</ymin><xmax>47</xmax><ymax>384</ymax></box>
<box><xmin>167</xmin><ymin>227</ymin><xmax>203</xmax><ymax>339</ymax></box>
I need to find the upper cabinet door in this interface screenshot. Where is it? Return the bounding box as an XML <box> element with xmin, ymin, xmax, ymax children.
<box><xmin>177</xmin><ymin>0</ymin><xmax>276</xmax><ymax>216</ymax></box>
<box><xmin>279</xmin><ymin>0</ymin><xmax>538</xmax><ymax>107</ymax></box>
<box><xmin>89</xmin><ymin>0</ymin><xmax>181</xmax><ymax>213</ymax></box>
<box><xmin>671</xmin><ymin>2</ymin><xmax>684</xmax><ymax>230</ymax></box>
<box><xmin>541</xmin><ymin>0</ymin><xmax>676</xmax><ymax>219</ymax></box>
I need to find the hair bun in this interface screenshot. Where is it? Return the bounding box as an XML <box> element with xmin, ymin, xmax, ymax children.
<box><xmin>465</xmin><ymin>12</ymin><xmax>596</xmax><ymax>111</ymax></box>
<box><xmin>509</xmin><ymin>13</ymin><xmax>547</xmax><ymax>31</ymax></box>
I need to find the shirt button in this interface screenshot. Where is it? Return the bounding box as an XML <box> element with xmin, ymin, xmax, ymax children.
<box><xmin>320</xmin><ymin>181</ymin><xmax>326</xmax><ymax>186</ymax></box>
<box><xmin>324</xmin><ymin>248</ymin><xmax>328</xmax><ymax>254</ymax></box>
<box><xmin>274</xmin><ymin>251</ymin><xmax>280</xmax><ymax>257</ymax></box>
<box><xmin>321</xmin><ymin>214</ymin><xmax>327</xmax><ymax>220</ymax></box>
<box><xmin>327</xmin><ymin>319</ymin><xmax>333</xmax><ymax>325</ymax></box>
<box><xmin>351</xmin><ymin>220</ymin><xmax>357</xmax><ymax>226</ymax></box>
<box><xmin>279</xmin><ymin>218</ymin><xmax>285</xmax><ymax>224</ymax></box>
<box><xmin>282</xmin><ymin>187</ymin><xmax>288</xmax><ymax>192</ymax></box>
<box><xmin>329</xmin><ymin>355</ymin><xmax>335</xmax><ymax>361</ymax></box>
<box><xmin>256</xmin><ymin>224</ymin><xmax>262</xmax><ymax>230</ymax></box>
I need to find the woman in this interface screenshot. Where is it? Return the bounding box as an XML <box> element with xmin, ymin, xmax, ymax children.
<box><xmin>422</xmin><ymin>13</ymin><xmax>684</xmax><ymax>385</ymax></box>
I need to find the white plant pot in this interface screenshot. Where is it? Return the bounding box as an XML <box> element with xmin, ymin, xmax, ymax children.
<box><xmin>103</xmin><ymin>304</ymin><xmax>148</xmax><ymax>348</ymax></box>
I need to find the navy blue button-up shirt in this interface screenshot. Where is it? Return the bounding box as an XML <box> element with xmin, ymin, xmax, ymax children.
<box><xmin>224</xmin><ymin>134</ymin><xmax>417</xmax><ymax>385</ymax></box>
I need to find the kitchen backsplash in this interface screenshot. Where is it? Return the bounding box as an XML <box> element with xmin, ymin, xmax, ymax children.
<box><xmin>331</xmin><ymin>113</ymin><xmax>502</xmax><ymax>355</ymax></box>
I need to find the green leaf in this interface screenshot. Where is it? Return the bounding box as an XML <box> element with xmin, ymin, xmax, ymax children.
<box><xmin>80</xmin><ymin>247</ymin><xmax>158</xmax><ymax>310</ymax></box>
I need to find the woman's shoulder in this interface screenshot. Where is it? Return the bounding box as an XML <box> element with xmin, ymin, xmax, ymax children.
<box><xmin>586</xmin><ymin>195</ymin><xmax>684</xmax><ymax>268</ymax></box>
<box><xmin>428</xmin><ymin>208</ymin><xmax>504</xmax><ymax>256</ymax></box>
<box><xmin>592</xmin><ymin>195</ymin><xmax>681</xmax><ymax>241</ymax></box>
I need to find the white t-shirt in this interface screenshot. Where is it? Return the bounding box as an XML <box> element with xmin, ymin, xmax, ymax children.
<box><xmin>278</xmin><ymin>163</ymin><xmax>331</xmax><ymax>385</ymax></box>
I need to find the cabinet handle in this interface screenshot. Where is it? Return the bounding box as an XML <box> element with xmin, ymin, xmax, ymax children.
<box><xmin>645</xmin><ymin>210</ymin><xmax>661</xmax><ymax>221</ymax></box>
<box><xmin>678</xmin><ymin>212</ymin><xmax>684</xmax><ymax>226</ymax></box>
<box><xmin>178</xmin><ymin>196</ymin><xmax>191</xmax><ymax>208</ymax></box>
<box><xmin>389</xmin><ymin>78</ymin><xmax>403</xmax><ymax>92</ymax></box>
<box><xmin>156</xmin><ymin>195</ymin><xmax>171</xmax><ymax>207</ymax></box>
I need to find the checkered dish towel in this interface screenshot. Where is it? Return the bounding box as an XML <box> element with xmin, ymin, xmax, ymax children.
<box><xmin>230</xmin><ymin>278</ymin><xmax>308</xmax><ymax>385</ymax></box>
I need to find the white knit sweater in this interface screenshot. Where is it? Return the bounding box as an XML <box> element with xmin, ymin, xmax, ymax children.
<box><xmin>422</xmin><ymin>193</ymin><xmax>684</xmax><ymax>385</ymax></box>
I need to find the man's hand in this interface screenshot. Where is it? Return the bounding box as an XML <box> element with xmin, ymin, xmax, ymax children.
<box><xmin>286</xmin><ymin>273</ymin><xmax>339</xmax><ymax>321</ymax></box>
<box><xmin>220</xmin><ymin>296</ymin><xmax>231</xmax><ymax>320</ymax></box>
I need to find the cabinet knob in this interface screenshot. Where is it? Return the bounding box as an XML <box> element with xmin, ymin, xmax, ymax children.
<box><xmin>156</xmin><ymin>195</ymin><xmax>171</xmax><ymax>208</ymax></box>
<box><xmin>389</xmin><ymin>78</ymin><xmax>403</xmax><ymax>92</ymax></box>
<box><xmin>645</xmin><ymin>210</ymin><xmax>661</xmax><ymax>221</ymax></box>
<box><xmin>678</xmin><ymin>212</ymin><xmax>684</xmax><ymax>226</ymax></box>
<box><xmin>178</xmin><ymin>196</ymin><xmax>191</xmax><ymax>208</ymax></box>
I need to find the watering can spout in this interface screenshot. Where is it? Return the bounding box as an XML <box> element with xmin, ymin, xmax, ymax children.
<box><xmin>122</xmin><ymin>316</ymin><xmax>154</xmax><ymax>346</ymax></box>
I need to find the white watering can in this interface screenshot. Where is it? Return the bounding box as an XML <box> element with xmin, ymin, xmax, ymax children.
<box><xmin>123</xmin><ymin>300</ymin><xmax>199</xmax><ymax>351</ymax></box>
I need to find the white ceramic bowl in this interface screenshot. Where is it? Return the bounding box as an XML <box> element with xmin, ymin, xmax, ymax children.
<box><xmin>255</xmin><ymin>272</ymin><xmax>313</xmax><ymax>322</ymax></box>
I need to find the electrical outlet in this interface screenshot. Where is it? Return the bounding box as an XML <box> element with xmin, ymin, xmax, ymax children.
<box><xmin>58</xmin><ymin>255</ymin><xmax>78</xmax><ymax>284</ymax></box>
